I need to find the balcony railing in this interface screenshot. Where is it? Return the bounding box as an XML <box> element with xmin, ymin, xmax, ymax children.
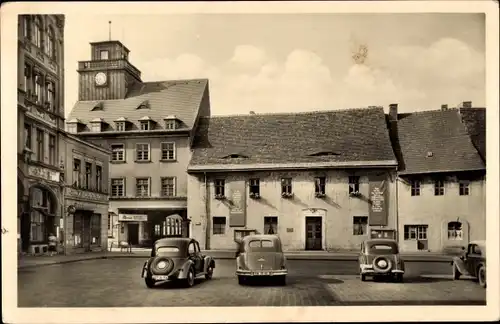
<box><xmin>78</xmin><ymin>59</ymin><xmax>141</xmax><ymax>79</ymax></box>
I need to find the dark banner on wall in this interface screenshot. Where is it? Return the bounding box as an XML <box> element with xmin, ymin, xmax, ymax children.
<box><xmin>229</xmin><ymin>180</ymin><xmax>246</xmax><ymax>227</ymax></box>
<box><xmin>369</xmin><ymin>174</ymin><xmax>388</xmax><ymax>226</ymax></box>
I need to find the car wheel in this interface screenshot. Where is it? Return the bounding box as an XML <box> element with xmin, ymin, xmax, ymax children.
<box><xmin>395</xmin><ymin>273</ymin><xmax>403</xmax><ymax>283</ymax></box>
<box><xmin>185</xmin><ymin>267</ymin><xmax>195</xmax><ymax>288</ymax></box>
<box><xmin>205</xmin><ymin>264</ymin><xmax>214</xmax><ymax>280</ymax></box>
<box><xmin>145</xmin><ymin>277</ymin><xmax>156</xmax><ymax>289</ymax></box>
<box><xmin>452</xmin><ymin>264</ymin><xmax>461</xmax><ymax>280</ymax></box>
<box><xmin>360</xmin><ymin>273</ymin><xmax>367</xmax><ymax>281</ymax></box>
<box><xmin>237</xmin><ymin>276</ymin><xmax>246</xmax><ymax>285</ymax></box>
<box><xmin>478</xmin><ymin>266</ymin><xmax>486</xmax><ymax>288</ymax></box>
<box><xmin>277</xmin><ymin>275</ymin><xmax>286</xmax><ymax>286</ymax></box>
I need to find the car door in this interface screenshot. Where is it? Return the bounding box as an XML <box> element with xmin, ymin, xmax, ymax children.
<box><xmin>464</xmin><ymin>244</ymin><xmax>478</xmax><ymax>275</ymax></box>
<box><xmin>188</xmin><ymin>241</ymin><xmax>203</xmax><ymax>274</ymax></box>
<box><xmin>194</xmin><ymin>241</ymin><xmax>205</xmax><ymax>272</ymax></box>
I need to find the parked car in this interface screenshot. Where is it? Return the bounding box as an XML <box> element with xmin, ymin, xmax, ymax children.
<box><xmin>451</xmin><ymin>240</ymin><xmax>486</xmax><ymax>288</ymax></box>
<box><xmin>141</xmin><ymin>237</ymin><xmax>215</xmax><ymax>288</ymax></box>
<box><xmin>235</xmin><ymin>234</ymin><xmax>288</xmax><ymax>285</ymax></box>
<box><xmin>358</xmin><ymin>239</ymin><xmax>405</xmax><ymax>282</ymax></box>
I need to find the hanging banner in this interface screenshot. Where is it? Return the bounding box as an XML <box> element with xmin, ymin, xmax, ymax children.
<box><xmin>369</xmin><ymin>174</ymin><xmax>388</xmax><ymax>226</ymax></box>
<box><xmin>229</xmin><ymin>180</ymin><xmax>246</xmax><ymax>227</ymax></box>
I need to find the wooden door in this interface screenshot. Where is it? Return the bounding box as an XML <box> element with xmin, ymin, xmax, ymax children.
<box><xmin>128</xmin><ymin>223</ymin><xmax>139</xmax><ymax>245</ymax></box>
<box><xmin>305</xmin><ymin>217</ymin><xmax>322</xmax><ymax>250</ymax></box>
<box><xmin>82</xmin><ymin>213</ymin><xmax>91</xmax><ymax>252</ymax></box>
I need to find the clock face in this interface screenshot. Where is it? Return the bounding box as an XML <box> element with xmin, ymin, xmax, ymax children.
<box><xmin>95</xmin><ymin>72</ymin><xmax>107</xmax><ymax>86</ymax></box>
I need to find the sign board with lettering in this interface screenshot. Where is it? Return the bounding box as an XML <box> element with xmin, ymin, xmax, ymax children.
<box><xmin>369</xmin><ymin>174</ymin><xmax>388</xmax><ymax>226</ymax></box>
<box><xmin>28</xmin><ymin>165</ymin><xmax>60</xmax><ymax>183</ymax></box>
<box><xmin>229</xmin><ymin>180</ymin><xmax>246</xmax><ymax>227</ymax></box>
<box><xmin>118</xmin><ymin>214</ymin><xmax>148</xmax><ymax>222</ymax></box>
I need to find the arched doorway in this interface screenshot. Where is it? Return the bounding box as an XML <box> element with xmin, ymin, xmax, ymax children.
<box><xmin>24</xmin><ymin>185</ymin><xmax>58</xmax><ymax>250</ymax></box>
<box><xmin>164</xmin><ymin>214</ymin><xmax>184</xmax><ymax>237</ymax></box>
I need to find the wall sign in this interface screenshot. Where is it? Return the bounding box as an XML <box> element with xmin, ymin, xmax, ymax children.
<box><xmin>118</xmin><ymin>214</ymin><xmax>148</xmax><ymax>222</ymax></box>
<box><xmin>229</xmin><ymin>180</ymin><xmax>246</xmax><ymax>227</ymax></box>
<box><xmin>28</xmin><ymin>165</ymin><xmax>60</xmax><ymax>183</ymax></box>
<box><xmin>369</xmin><ymin>174</ymin><xmax>388</xmax><ymax>226</ymax></box>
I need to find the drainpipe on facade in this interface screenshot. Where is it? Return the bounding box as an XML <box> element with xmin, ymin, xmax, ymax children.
<box><xmin>395</xmin><ymin>168</ymin><xmax>399</xmax><ymax>244</ymax></box>
<box><xmin>204</xmin><ymin>172</ymin><xmax>210</xmax><ymax>250</ymax></box>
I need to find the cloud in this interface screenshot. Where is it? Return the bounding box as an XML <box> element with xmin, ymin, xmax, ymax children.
<box><xmin>138</xmin><ymin>38</ymin><xmax>484</xmax><ymax>115</ymax></box>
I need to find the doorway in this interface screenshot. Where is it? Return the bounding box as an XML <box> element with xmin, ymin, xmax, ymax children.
<box><xmin>305</xmin><ymin>216</ymin><xmax>322</xmax><ymax>250</ymax></box>
<box><xmin>128</xmin><ymin>223</ymin><xmax>139</xmax><ymax>245</ymax></box>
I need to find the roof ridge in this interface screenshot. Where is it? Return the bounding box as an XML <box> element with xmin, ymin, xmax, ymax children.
<box><xmin>398</xmin><ymin>108</ymin><xmax>460</xmax><ymax>116</ymax></box>
<box><xmin>141</xmin><ymin>78</ymin><xmax>208</xmax><ymax>85</ymax></box>
<box><xmin>199</xmin><ymin>107</ymin><xmax>383</xmax><ymax>119</ymax></box>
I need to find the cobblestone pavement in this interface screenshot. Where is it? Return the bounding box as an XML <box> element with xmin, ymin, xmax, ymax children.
<box><xmin>18</xmin><ymin>259</ymin><xmax>486</xmax><ymax>307</ymax></box>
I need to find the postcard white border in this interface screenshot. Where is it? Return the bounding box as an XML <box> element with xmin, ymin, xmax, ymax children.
<box><xmin>2</xmin><ymin>1</ymin><xmax>499</xmax><ymax>323</ymax></box>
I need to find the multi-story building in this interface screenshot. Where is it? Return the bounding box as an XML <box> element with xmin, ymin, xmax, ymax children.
<box><xmin>388</xmin><ymin>102</ymin><xmax>486</xmax><ymax>252</ymax></box>
<box><xmin>187</xmin><ymin>108</ymin><xmax>399</xmax><ymax>251</ymax></box>
<box><xmin>65</xmin><ymin>39</ymin><xmax>211</xmax><ymax>248</ymax></box>
<box><xmin>17</xmin><ymin>15</ymin><xmax>110</xmax><ymax>255</ymax></box>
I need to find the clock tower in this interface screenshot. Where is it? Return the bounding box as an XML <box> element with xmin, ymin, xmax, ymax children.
<box><xmin>77</xmin><ymin>40</ymin><xmax>142</xmax><ymax>101</ymax></box>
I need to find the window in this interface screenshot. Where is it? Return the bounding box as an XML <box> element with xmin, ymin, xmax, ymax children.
<box><xmin>24</xmin><ymin>124</ymin><xmax>32</xmax><ymax>149</ymax></box>
<box><xmin>353</xmin><ymin>216</ymin><xmax>368</xmax><ymax>235</ymax></box>
<box><xmin>249</xmin><ymin>178</ymin><xmax>260</xmax><ymax>195</ymax></box>
<box><xmin>91</xmin><ymin>213</ymin><xmax>101</xmax><ymax>245</ymax></box>
<box><xmin>67</xmin><ymin>124</ymin><xmax>77</xmax><ymax>133</ymax></box>
<box><xmin>111</xmin><ymin>144</ymin><xmax>125</xmax><ymax>161</ymax></box>
<box><xmin>434</xmin><ymin>180</ymin><xmax>445</xmax><ymax>196</ymax></box>
<box><xmin>404</xmin><ymin>225</ymin><xmax>428</xmax><ymax>240</ymax></box>
<box><xmin>96</xmin><ymin>165</ymin><xmax>102</xmax><ymax>192</ymax></box>
<box><xmin>161</xmin><ymin>177</ymin><xmax>176</xmax><ymax>197</ymax></box>
<box><xmin>30</xmin><ymin>208</ymin><xmax>45</xmax><ymax>242</ymax></box>
<box><xmin>447</xmin><ymin>222</ymin><xmax>463</xmax><ymax>240</ymax></box>
<box><xmin>73</xmin><ymin>159</ymin><xmax>81</xmax><ymax>187</ymax></box>
<box><xmin>30</xmin><ymin>187</ymin><xmax>55</xmax><ymax>242</ymax></box>
<box><xmin>34</xmin><ymin>16</ymin><xmax>42</xmax><ymax>47</ymax></box>
<box><xmin>154</xmin><ymin>224</ymin><xmax>161</xmax><ymax>236</ymax></box>
<box><xmin>24</xmin><ymin>63</ymin><xmax>31</xmax><ymax>93</ymax></box>
<box><xmin>115</xmin><ymin>122</ymin><xmax>126</xmax><ymax>131</ymax></box>
<box><xmin>214</xmin><ymin>179</ymin><xmax>225</xmax><ymax>197</ymax></box>
<box><xmin>140</xmin><ymin>121</ymin><xmax>150</xmax><ymax>131</ymax></box>
<box><xmin>34</xmin><ymin>74</ymin><xmax>42</xmax><ymax>104</ymax></box>
<box><xmin>213</xmin><ymin>217</ymin><xmax>226</xmax><ymax>235</ymax></box>
<box><xmin>100</xmin><ymin>50</ymin><xmax>109</xmax><ymax>60</ymax></box>
<box><xmin>48</xmin><ymin>134</ymin><xmax>56</xmax><ymax>165</ymax></box>
<box><xmin>264</xmin><ymin>216</ymin><xmax>278</xmax><ymax>235</ymax></box>
<box><xmin>410</xmin><ymin>180</ymin><xmax>421</xmax><ymax>196</ymax></box>
<box><xmin>136</xmin><ymin>178</ymin><xmax>150</xmax><ymax>197</ymax></box>
<box><xmin>111</xmin><ymin>178</ymin><xmax>125</xmax><ymax>197</ymax></box>
<box><xmin>315</xmin><ymin>177</ymin><xmax>326</xmax><ymax>195</ymax></box>
<box><xmin>36</xmin><ymin>129</ymin><xmax>44</xmax><ymax>162</ymax></box>
<box><xmin>85</xmin><ymin>162</ymin><xmax>92</xmax><ymax>189</ymax></box>
<box><xmin>91</xmin><ymin>123</ymin><xmax>101</xmax><ymax>132</ymax></box>
<box><xmin>46</xmin><ymin>81</ymin><xmax>55</xmax><ymax>111</ymax></box>
<box><xmin>46</xmin><ymin>27</ymin><xmax>55</xmax><ymax>57</ymax></box>
<box><xmin>23</xmin><ymin>15</ymin><xmax>31</xmax><ymax>39</ymax></box>
<box><xmin>136</xmin><ymin>143</ymin><xmax>150</xmax><ymax>161</ymax></box>
<box><xmin>459</xmin><ymin>180</ymin><xmax>470</xmax><ymax>196</ymax></box>
<box><xmin>165</xmin><ymin>119</ymin><xmax>177</xmax><ymax>130</ymax></box>
<box><xmin>349</xmin><ymin>176</ymin><xmax>360</xmax><ymax>194</ymax></box>
<box><xmin>165</xmin><ymin>216</ymin><xmax>183</xmax><ymax>237</ymax></box>
<box><xmin>281</xmin><ymin>178</ymin><xmax>292</xmax><ymax>194</ymax></box>
<box><xmin>161</xmin><ymin>142</ymin><xmax>176</xmax><ymax>160</ymax></box>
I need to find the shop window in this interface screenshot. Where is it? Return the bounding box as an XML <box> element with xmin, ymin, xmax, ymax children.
<box><xmin>264</xmin><ymin>217</ymin><xmax>278</xmax><ymax>235</ymax></box>
<box><xmin>447</xmin><ymin>221</ymin><xmax>463</xmax><ymax>240</ymax></box>
<box><xmin>212</xmin><ymin>217</ymin><xmax>226</xmax><ymax>235</ymax></box>
<box><xmin>353</xmin><ymin>216</ymin><xmax>368</xmax><ymax>235</ymax></box>
<box><xmin>91</xmin><ymin>213</ymin><xmax>101</xmax><ymax>245</ymax></box>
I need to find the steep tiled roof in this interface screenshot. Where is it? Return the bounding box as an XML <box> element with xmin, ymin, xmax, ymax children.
<box><xmin>189</xmin><ymin>107</ymin><xmax>397</xmax><ymax>169</ymax></box>
<box><xmin>459</xmin><ymin>108</ymin><xmax>486</xmax><ymax>161</ymax></box>
<box><xmin>396</xmin><ymin>109</ymin><xmax>485</xmax><ymax>174</ymax></box>
<box><xmin>67</xmin><ymin>79</ymin><xmax>208</xmax><ymax>132</ymax></box>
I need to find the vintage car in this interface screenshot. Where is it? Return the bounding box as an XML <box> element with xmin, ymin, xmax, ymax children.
<box><xmin>451</xmin><ymin>240</ymin><xmax>486</xmax><ymax>288</ymax></box>
<box><xmin>358</xmin><ymin>239</ymin><xmax>405</xmax><ymax>282</ymax></box>
<box><xmin>141</xmin><ymin>237</ymin><xmax>215</xmax><ymax>288</ymax></box>
<box><xmin>235</xmin><ymin>234</ymin><xmax>288</xmax><ymax>285</ymax></box>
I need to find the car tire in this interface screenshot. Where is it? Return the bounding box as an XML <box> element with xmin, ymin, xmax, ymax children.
<box><xmin>395</xmin><ymin>273</ymin><xmax>403</xmax><ymax>283</ymax></box>
<box><xmin>145</xmin><ymin>277</ymin><xmax>156</xmax><ymax>289</ymax></box>
<box><xmin>452</xmin><ymin>264</ymin><xmax>461</xmax><ymax>280</ymax></box>
<box><xmin>478</xmin><ymin>266</ymin><xmax>486</xmax><ymax>288</ymax></box>
<box><xmin>361</xmin><ymin>274</ymin><xmax>366</xmax><ymax>282</ymax></box>
<box><xmin>237</xmin><ymin>276</ymin><xmax>246</xmax><ymax>285</ymax></box>
<box><xmin>277</xmin><ymin>275</ymin><xmax>286</xmax><ymax>286</ymax></box>
<box><xmin>205</xmin><ymin>264</ymin><xmax>214</xmax><ymax>280</ymax></box>
<box><xmin>185</xmin><ymin>267</ymin><xmax>195</xmax><ymax>288</ymax></box>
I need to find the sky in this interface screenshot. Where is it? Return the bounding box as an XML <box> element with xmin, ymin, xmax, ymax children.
<box><xmin>63</xmin><ymin>13</ymin><xmax>485</xmax><ymax>117</ymax></box>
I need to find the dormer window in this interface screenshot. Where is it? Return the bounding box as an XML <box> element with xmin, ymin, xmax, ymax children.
<box><xmin>100</xmin><ymin>50</ymin><xmax>109</xmax><ymax>60</ymax></box>
<box><xmin>136</xmin><ymin>100</ymin><xmax>149</xmax><ymax>110</ymax></box>
<box><xmin>114</xmin><ymin>117</ymin><xmax>128</xmax><ymax>131</ymax></box>
<box><xmin>140</xmin><ymin>121</ymin><xmax>151</xmax><ymax>131</ymax></box>
<box><xmin>164</xmin><ymin>115</ymin><xmax>180</xmax><ymax>130</ymax></box>
<box><xmin>66</xmin><ymin>118</ymin><xmax>83</xmax><ymax>134</ymax></box>
<box><xmin>90</xmin><ymin>118</ymin><xmax>104</xmax><ymax>133</ymax></box>
<box><xmin>91</xmin><ymin>102</ymin><xmax>103</xmax><ymax>111</ymax></box>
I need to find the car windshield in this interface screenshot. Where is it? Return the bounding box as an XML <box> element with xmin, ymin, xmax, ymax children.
<box><xmin>368</xmin><ymin>243</ymin><xmax>398</xmax><ymax>254</ymax></box>
<box><xmin>155</xmin><ymin>246</ymin><xmax>182</xmax><ymax>256</ymax></box>
<box><xmin>246</xmin><ymin>239</ymin><xmax>279</xmax><ymax>252</ymax></box>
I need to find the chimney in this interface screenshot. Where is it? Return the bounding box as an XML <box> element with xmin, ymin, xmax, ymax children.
<box><xmin>389</xmin><ymin>103</ymin><xmax>398</xmax><ymax>121</ymax></box>
<box><xmin>462</xmin><ymin>101</ymin><xmax>472</xmax><ymax>108</ymax></box>
<box><xmin>441</xmin><ymin>104</ymin><xmax>448</xmax><ymax>110</ymax></box>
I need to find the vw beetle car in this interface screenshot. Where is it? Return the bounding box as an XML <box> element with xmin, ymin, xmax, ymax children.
<box><xmin>451</xmin><ymin>240</ymin><xmax>486</xmax><ymax>288</ymax></box>
<box><xmin>236</xmin><ymin>234</ymin><xmax>288</xmax><ymax>285</ymax></box>
<box><xmin>141</xmin><ymin>237</ymin><xmax>215</xmax><ymax>288</ymax></box>
<box><xmin>358</xmin><ymin>239</ymin><xmax>405</xmax><ymax>282</ymax></box>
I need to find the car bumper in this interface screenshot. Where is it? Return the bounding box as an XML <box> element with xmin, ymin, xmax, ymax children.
<box><xmin>236</xmin><ymin>269</ymin><xmax>288</xmax><ymax>276</ymax></box>
<box><xmin>360</xmin><ymin>265</ymin><xmax>404</xmax><ymax>275</ymax></box>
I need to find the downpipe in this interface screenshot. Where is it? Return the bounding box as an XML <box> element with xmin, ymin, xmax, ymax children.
<box><xmin>204</xmin><ymin>172</ymin><xmax>210</xmax><ymax>250</ymax></box>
